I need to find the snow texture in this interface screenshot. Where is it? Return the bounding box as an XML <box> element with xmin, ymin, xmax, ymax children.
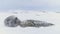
<box><xmin>0</xmin><ymin>11</ymin><xmax>59</xmax><ymax>34</ymax></box>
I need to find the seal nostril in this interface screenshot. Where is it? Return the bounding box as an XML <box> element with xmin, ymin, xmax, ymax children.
<box><xmin>50</xmin><ymin>23</ymin><xmax>54</xmax><ymax>25</ymax></box>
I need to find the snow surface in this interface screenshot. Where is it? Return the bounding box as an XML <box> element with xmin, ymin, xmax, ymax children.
<box><xmin>0</xmin><ymin>11</ymin><xmax>59</xmax><ymax>34</ymax></box>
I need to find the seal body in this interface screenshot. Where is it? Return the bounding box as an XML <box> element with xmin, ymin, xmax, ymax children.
<box><xmin>19</xmin><ymin>20</ymin><xmax>54</xmax><ymax>27</ymax></box>
<box><xmin>4</xmin><ymin>16</ymin><xmax>54</xmax><ymax>28</ymax></box>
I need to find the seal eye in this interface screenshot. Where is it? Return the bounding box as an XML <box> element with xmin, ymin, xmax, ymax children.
<box><xmin>14</xmin><ymin>17</ymin><xmax>18</xmax><ymax>24</ymax></box>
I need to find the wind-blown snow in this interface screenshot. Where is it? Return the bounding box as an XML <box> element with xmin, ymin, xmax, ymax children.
<box><xmin>0</xmin><ymin>11</ymin><xmax>59</xmax><ymax>34</ymax></box>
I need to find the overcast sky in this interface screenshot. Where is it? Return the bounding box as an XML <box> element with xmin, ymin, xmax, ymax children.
<box><xmin>0</xmin><ymin>0</ymin><xmax>60</xmax><ymax>11</ymax></box>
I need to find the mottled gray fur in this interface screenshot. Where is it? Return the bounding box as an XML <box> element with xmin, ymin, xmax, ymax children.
<box><xmin>19</xmin><ymin>20</ymin><xmax>54</xmax><ymax>27</ymax></box>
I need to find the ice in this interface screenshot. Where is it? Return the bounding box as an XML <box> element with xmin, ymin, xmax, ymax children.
<box><xmin>0</xmin><ymin>11</ymin><xmax>59</xmax><ymax>34</ymax></box>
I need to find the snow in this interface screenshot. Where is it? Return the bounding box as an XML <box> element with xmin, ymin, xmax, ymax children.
<box><xmin>0</xmin><ymin>11</ymin><xmax>60</xmax><ymax>34</ymax></box>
